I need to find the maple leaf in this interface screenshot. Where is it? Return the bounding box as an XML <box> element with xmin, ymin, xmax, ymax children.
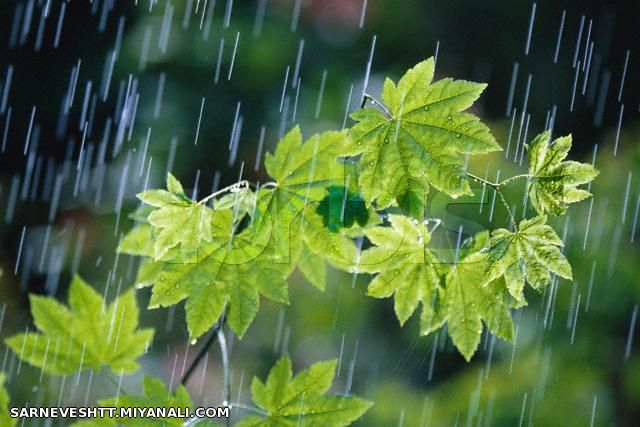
<box><xmin>256</xmin><ymin>127</ymin><xmax>347</xmax><ymax>248</ymax></box>
<box><xmin>256</xmin><ymin>127</ymin><xmax>359</xmax><ymax>272</ymax></box>
<box><xmin>358</xmin><ymin>214</ymin><xmax>444</xmax><ymax>334</ymax></box>
<box><xmin>526</xmin><ymin>131</ymin><xmax>599</xmax><ymax>215</ymax></box>
<box><xmin>262</xmin><ymin>126</ymin><xmax>346</xmax><ymax>216</ymax></box>
<box><xmin>236</xmin><ymin>356</ymin><xmax>371</xmax><ymax>427</ymax></box>
<box><xmin>128</xmin><ymin>209</ymin><xmax>290</xmax><ymax>340</ymax></box>
<box><xmin>5</xmin><ymin>275</ymin><xmax>153</xmax><ymax>376</ymax></box>
<box><xmin>443</xmin><ymin>232</ymin><xmax>515</xmax><ymax>360</ymax></box>
<box><xmin>484</xmin><ymin>215</ymin><xmax>572</xmax><ymax>303</ymax></box>
<box><xmin>345</xmin><ymin>58</ymin><xmax>501</xmax><ymax>216</ymax></box>
<box><xmin>137</xmin><ymin>173</ymin><xmax>214</xmax><ymax>261</ymax></box>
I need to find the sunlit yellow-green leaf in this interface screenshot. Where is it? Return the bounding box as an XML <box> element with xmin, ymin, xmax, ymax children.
<box><xmin>235</xmin><ymin>356</ymin><xmax>371</xmax><ymax>426</ymax></box>
<box><xmin>345</xmin><ymin>58</ymin><xmax>501</xmax><ymax>214</ymax></box>
<box><xmin>526</xmin><ymin>131</ymin><xmax>599</xmax><ymax>215</ymax></box>
<box><xmin>484</xmin><ymin>215</ymin><xmax>572</xmax><ymax>303</ymax></box>
<box><xmin>5</xmin><ymin>276</ymin><xmax>153</xmax><ymax>376</ymax></box>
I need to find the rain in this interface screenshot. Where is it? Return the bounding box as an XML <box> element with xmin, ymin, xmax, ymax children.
<box><xmin>0</xmin><ymin>0</ymin><xmax>639</xmax><ymax>426</ymax></box>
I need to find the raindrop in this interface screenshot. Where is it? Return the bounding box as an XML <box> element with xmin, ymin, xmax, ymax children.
<box><xmin>253</xmin><ymin>0</ymin><xmax>267</xmax><ymax>37</ymax></box>
<box><xmin>227</xmin><ymin>31</ymin><xmax>240</xmax><ymax>81</ymax></box>
<box><xmin>572</xmin><ymin>15</ymin><xmax>585</xmax><ymax>69</ymax></box>
<box><xmin>625</xmin><ymin>305</ymin><xmax>638</xmax><ymax>360</ymax></box>
<box><xmin>524</xmin><ymin>2</ymin><xmax>536</xmax><ymax>56</ymax></box>
<box><xmin>552</xmin><ymin>10</ymin><xmax>566</xmax><ymax>63</ymax></box>
<box><xmin>617</xmin><ymin>50</ymin><xmax>630</xmax><ymax>102</ymax></box>
<box><xmin>0</xmin><ymin>107</ymin><xmax>11</xmax><ymax>153</ymax></box>
<box><xmin>194</xmin><ymin>97</ymin><xmax>206</xmax><ymax>146</ymax></box>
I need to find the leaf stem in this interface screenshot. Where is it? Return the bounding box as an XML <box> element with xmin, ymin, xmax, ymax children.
<box><xmin>466</xmin><ymin>172</ymin><xmax>499</xmax><ymax>189</ymax></box>
<box><xmin>467</xmin><ymin>172</ymin><xmax>524</xmax><ymax>230</ymax></box>
<box><xmin>467</xmin><ymin>172</ymin><xmax>531</xmax><ymax>189</ymax></box>
<box><xmin>361</xmin><ymin>93</ymin><xmax>393</xmax><ymax>119</ymax></box>
<box><xmin>180</xmin><ymin>318</ymin><xmax>225</xmax><ymax>386</ymax></box>
<box><xmin>198</xmin><ymin>181</ymin><xmax>251</xmax><ymax>205</ymax></box>
<box><xmin>498</xmin><ymin>174</ymin><xmax>531</xmax><ymax>186</ymax></box>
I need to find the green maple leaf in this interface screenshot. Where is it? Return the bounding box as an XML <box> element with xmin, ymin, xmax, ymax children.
<box><xmin>72</xmin><ymin>376</ymin><xmax>219</xmax><ymax>427</ymax></box>
<box><xmin>128</xmin><ymin>209</ymin><xmax>290</xmax><ymax>340</ymax></box>
<box><xmin>5</xmin><ymin>275</ymin><xmax>153</xmax><ymax>376</ymax></box>
<box><xmin>484</xmin><ymin>215</ymin><xmax>572</xmax><ymax>303</ymax></box>
<box><xmin>235</xmin><ymin>356</ymin><xmax>371</xmax><ymax>427</ymax></box>
<box><xmin>138</xmin><ymin>173</ymin><xmax>214</xmax><ymax>261</ymax></box>
<box><xmin>0</xmin><ymin>373</ymin><xmax>15</xmax><ymax>427</ymax></box>
<box><xmin>257</xmin><ymin>127</ymin><xmax>347</xmax><ymax>252</ymax></box>
<box><xmin>358</xmin><ymin>214</ymin><xmax>444</xmax><ymax>334</ymax></box>
<box><xmin>257</xmin><ymin>126</ymin><xmax>358</xmax><ymax>270</ymax></box>
<box><xmin>443</xmin><ymin>232</ymin><xmax>515</xmax><ymax>361</ymax></box>
<box><xmin>526</xmin><ymin>131</ymin><xmax>599</xmax><ymax>215</ymax></box>
<box><xmin>344</xmin><ymin>58</ymin><xmax>501</xmax><ymax>215</ymax></box>
<box><xmin>261</xmin><ymin>126</ymin><xmax>346</xmax><ymax>218</ymax></box>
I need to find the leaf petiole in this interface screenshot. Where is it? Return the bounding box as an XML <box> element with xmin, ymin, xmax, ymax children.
<box><xmin>361</xmin><ymin>93</ymin><xmax>393</xmax><ymax>119</ymax></box>
<box><xmin>198</xmin><ymin>180</ymin><xmax>251</xmax><ymax>205</ymax></box>
<box><xmin>466</xmin><ymin>172</ymin><xmax>531</xmax><ymax>189</ymax></box>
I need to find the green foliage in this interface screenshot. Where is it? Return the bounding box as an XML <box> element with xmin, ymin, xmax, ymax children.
<box><xmin>260</xmin><ymin>126</ymin><xmax>346</xmax><ymax>226</ymax></box>
<box><xmin>115</xmin><ymin>59</ymin><xmax>596</xmax><ymax>362</ymax></box>
<box><xmin>119</xmin><ymin>128</ymin><xmax>356</xmax><ymax>340</ymax></box>
<box><xmin>358</xmin><ymin>215</ymin><xmax>442</xmax><ymax>332</ymax></box>
<box><xmin>344</xmin><ymin>58</ymin><xmax>501</xmax><ymax>216</ymax></box>
<box><xmin>0</xmin><ymin>373</ymin><xmax>15</xmax><ymax>427</ymax></box>
<box><xmin>484</xmin><ymin>215</ymin><xmax>572</xmax><ymax>303</ymax></box>
<box><xmin>443</xmin><ymin>233</ymin><xmax>515</xmax><ymax>360</ymax></box>
<box><xmin>5</xmin><ymin>275</ymin><xmax>153</xmax><ymax>375</ymax></box>
<box><xmin>122</xmin><ymin>208</ymin><xmax>290</xmax><ymax>340</ymax></box>
<box><xmin>236</xmin><ymin>356</ymin><xmax>371</xmax><ymax>426</ymax></box>
<box><xmin>526</xmin><ymin>131</ymin><xmax>599</xmax><ymax>215</ymax></box>
<box><xmin>137</xmin><ymin>173</ymin><xmax>214</xmax><ymax>260</ymax></box>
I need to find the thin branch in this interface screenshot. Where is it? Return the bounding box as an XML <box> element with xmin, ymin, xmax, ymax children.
<box><xmin>467</xmin><ymin>172</ymin><xmax>522</xmax><ymax>230</ymax></box>
<box><xmin>467</xmin><ymin>172</ymin><xmax>499</xmax><ymax>189</ymax></box>
<box><xmin>261</xmin><ymin>181</ymin><xmax>278</xmax><ymax>189</ymax></box>
<box><xmin>467</xmin><ymin>172</ymin><xmax>531</xmax><ymax>189</ymax></box>
<box><xmin>217</xmin><ymin>326</ymin><xmax>231</xmax><ymax>427</ymax></box>
<box><xmin>361</xmin><ymin>93</ymin><xmax>393</xmax><ymax>119</ymax></box>
<box><xmin>180</xmin><ymin>318</ymin><xmax>225</xmax><ymax>387</ymax></box>
<box><xmin>498</xmin><ymin>174</ymin><xmax>531</xmax><ymax>187</ymax></box>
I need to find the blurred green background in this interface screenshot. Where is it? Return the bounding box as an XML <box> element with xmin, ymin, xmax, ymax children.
<box><xmin>0</xmin><ymin>0</ymin><xmax>639</xmax><ymax>425</ymax></box>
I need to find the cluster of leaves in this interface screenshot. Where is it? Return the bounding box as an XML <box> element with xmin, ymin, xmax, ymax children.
<box><xmin>71</xmin><ymin>356</ymin><xmax>369</xmax><ymax>427</ymax></box>
<box><xmin>119</xmin><ymin>57</ymin><xmax>597</xmax><ymax>360</ymax></box>
<box><xmin>5</xmin><ymin>275</ymin><xmax>371</xmax><ymax>426</ymax></box>
<box><xmin>4</xmin><ymin>58</ymin><xmax>597</xmax><ymax>427</ymax></box>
